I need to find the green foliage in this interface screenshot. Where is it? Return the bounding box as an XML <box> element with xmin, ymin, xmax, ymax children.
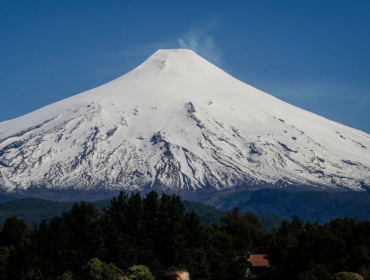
<box><xmin>332</xmin><ymin>272</ymin><xmax>364</xmax><ymax>280</ymax></box>
<box><xmin>0</xmin><ymin>246</ymin><xmax>10</xmax><ymax>277</ymax></box>
<box><xmin>221</xmin><ymin>209</ymin><xmax>270</xmax><ymax>254</ymax></box>
<box><xmin>57</xmin><ymin>271</ymin><xmax>73</xmax><ymax>280</ymax></box>
<box><xmin>182</xmin><ymin>200</ymin><xmax>225</xmax><ymax>225</ymax></box>
<box><xmin>266</xmin><ymin>217</ymin><xmax>370</xmax><ymax>279</ymax></box>
<box><xmin>0</xmin><ymin>215</ymin><xmax>30</xmax><ymax>247</ymax></box>
<box><xmin>297</xmin><ymin>264</ymin><xmax>332</xmax><ymax>280</ymax></box>
<box><xmin>0</xmin><ymin>193</ymin><xmax>286</xmax><ymax>232</ymax></box>
<box><xmin>63</xmin><ymin>202</ymin><xmax>103</xmax><ymax>270</ymax></box>
<box><xmin>0</xmin><ymin>216</ymin><xmax>33</xmax><ymax>280</ymax></box>
<box><xmin>82</xmin><ymin>258</ymin><xmax>125</xmax><ymax>280</ymax></box>
<box><xmin>126</xmin><ymin>265</ymin><xmax>154</xmax><ymax>280</ymax></box>
<box><xmin>0</xmin><ymin>198</ymin><xmax>110</xmax><ymax>230</ymax></box>
<box><xmin>0</xmin><ymin>198</ymin><xmax>74</xmax><ymax>229</ymax></box>
<box><xmin>257</xmin><ymin>214</ymin><xmax>287</xmax><ymax>231</ymax></box>
<box><xmin>1</xmin><ymin>191</ymin><xmax>370</xmax><ymax>279</ymax></box>
<box><xmin>32</xmin><ymin>217</ymin><xmax>69</xmax><ymax>279</ymax></box>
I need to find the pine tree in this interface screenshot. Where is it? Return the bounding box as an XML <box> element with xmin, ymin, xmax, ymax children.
<box><xmin>0</xmin><ymin>216</ymin><xmax>33</xmax><ymax>280</ymax></box>
<box><xmin>32</xmin><ymin>217</ymin><xmax>69</xmax><ymax>279</ymax></box>
<box><xmin>62</xmin><ymin>202</ymin><xmax>102</xmax><ymax>270</ymax></box>
<box><xmin>101</xmin><ymin>191</ymin><xmax>137</xmax><ymax>270</ymax></box>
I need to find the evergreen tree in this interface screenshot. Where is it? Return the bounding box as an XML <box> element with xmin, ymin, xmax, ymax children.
<box><xmin>62</xmin><ymin>202</ymin><xmax>102</xmax><ymax>271</ymax></box>
<box><xmin>138</xmin><ymin>191</ymin><xmax>161</xmax><ymax>274</ymax></box>
<box><xmin>157</xmin><ymin>194</ymin><xmax>186</xmax><ymax>268</ymax></box>
<box><xmin>31</xmin><ymin>217</ymin><xmax>69</xmax><ymax>279</ymax></box>
<box><xmin>0</xmin><ymin>216</ymin><xmax>32</xmax><ymax>280</ymax></box>
<box><xmin>101</xmin><ymin>191</ymin><xmax>137</xmax><ymax>270</ymax></box>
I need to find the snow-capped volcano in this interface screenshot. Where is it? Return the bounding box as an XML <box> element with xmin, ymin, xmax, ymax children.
<box><xmin>1</xmin><ymin>49</ymin><xmax>370</xmax><ymax>193</ymax></box>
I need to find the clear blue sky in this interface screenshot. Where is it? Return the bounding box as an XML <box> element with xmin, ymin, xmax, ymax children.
<box><xmin>1</xmin><ymin>0</ymin><xmax>369</xmax><ymax>133</ymax></box>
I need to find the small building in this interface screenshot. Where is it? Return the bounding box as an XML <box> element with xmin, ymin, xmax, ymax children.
<box><xmin>247</xmin><ymin>254</ymin><xmax>270</xmax><ymax>274</ymax></box>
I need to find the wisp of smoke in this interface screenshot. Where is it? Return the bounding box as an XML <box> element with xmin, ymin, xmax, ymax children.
<box><xmin>178</xmin><ymin>29</ymin><xmax>221</xmax><ymax>65</ymax></box>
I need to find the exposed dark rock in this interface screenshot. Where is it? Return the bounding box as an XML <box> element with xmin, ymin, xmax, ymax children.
<box><xmin>150</xmin><ymin>132</ymin><xmax>163</xmax><ymax>144</ymax></box>
<box><xmin>106</xmin><ymin>127</ymin><xmax>117</xmax><ymax>138</ymax></box>
<box><xmin>188</xmin><ymin>101</ymin><xmax>196</xmax><ymax>113</ymax></box>
<box><xmin>342</xmin><ymin>159</ymin><xmax>358</xmax><ymax>166</ymax></box>
<box><xmin>278</xmin><ymin>142</ymin><xmax>298</xmax><ymax>153</ymax></box>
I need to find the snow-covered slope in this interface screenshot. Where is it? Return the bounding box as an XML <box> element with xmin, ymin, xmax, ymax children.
<box><xmin>1</xmin><ymin>49</ymin><xmax>370</xmax><ymax>192</ymax></box>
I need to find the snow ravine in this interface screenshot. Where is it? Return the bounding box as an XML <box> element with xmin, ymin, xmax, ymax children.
<box><xmin>1</xmin><ymin>49</ymin><xmax>370</xmax><ymax>192</ymax></box>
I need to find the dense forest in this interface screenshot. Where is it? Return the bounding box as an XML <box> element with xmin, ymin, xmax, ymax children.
<box><xmin>3</xmin><ymin>187</ymin><xmax>370</xmax><ymax>225</ymax></box>
<box><xmin>1</xmin><ymin>191</ymin><xmax>370</xmax><ymax>280</ymax></box>
<box><xmin>0</xmin><ymin>196</ymin><xmax>285</xmax><ymax>231</ymax></box>
<box><xmin>191</xmin><ymin>188</ymin><xmax>370</xmax><ymax>223</ymax></box>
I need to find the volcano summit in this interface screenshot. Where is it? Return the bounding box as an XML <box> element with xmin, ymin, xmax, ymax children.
<box><xmin>0</xmin><ymin>49</ymin><xmax>369</xmax><ymax>194</ymax></box>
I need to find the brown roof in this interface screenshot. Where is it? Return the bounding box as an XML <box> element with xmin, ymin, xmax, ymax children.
<box><xmin>247</xmin><ymin>254</ymin><xmax>270</xmax><ymax>267</ymax></box>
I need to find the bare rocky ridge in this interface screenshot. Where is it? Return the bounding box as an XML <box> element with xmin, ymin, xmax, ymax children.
<box><xmin>0</xmin><ymin>49</ymin><xmax>370</xmax><ymax>193</ymax></box>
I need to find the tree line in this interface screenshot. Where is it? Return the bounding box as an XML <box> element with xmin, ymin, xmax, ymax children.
<box><xmin>0</xmin><ymin>191</ymin><xmax>369</xmax><ymax>279</ymax></box>
<box><xmin>0</xmin><ymin>195</ymin><xmax>285</xmax><ymax>231</ymax></box>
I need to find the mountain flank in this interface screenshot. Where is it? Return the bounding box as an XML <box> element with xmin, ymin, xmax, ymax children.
<box><xmin>1</xmin><ymin>49</ymin><xmax>369</xmax><ymax>196</ymax></box>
